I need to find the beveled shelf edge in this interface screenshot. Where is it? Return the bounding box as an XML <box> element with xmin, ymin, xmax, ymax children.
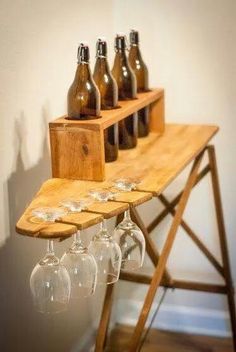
<box><xmin>49</xmin><ymin>88</ymin><xmax>164</xmax><ymax>131</ymax></box>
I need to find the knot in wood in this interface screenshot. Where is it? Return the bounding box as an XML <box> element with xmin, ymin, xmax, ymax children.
<box><xmin>82</xmin><ymin>144</ymin><xmax>89</xmax><ymax>155</ymax></box>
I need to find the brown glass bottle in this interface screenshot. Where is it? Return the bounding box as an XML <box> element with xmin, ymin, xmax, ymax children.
<box><xmin>129</xmin><ymin>30</ymin><xmax>149</xmax><ymax>137</ymax></box>
<box><xmin>93</xmin><ymin>38</ymin><xmax>119</xmax><ymax>162</ymax></box>
<box><xmin>67</xmin><ymin>43</ymin><xmax>100</xmax><ymax>119</ymax></box>
<box><xmin>112</xmin><ymin>34</ymin><xmax>138</xmax><ymax>149</ymax></box>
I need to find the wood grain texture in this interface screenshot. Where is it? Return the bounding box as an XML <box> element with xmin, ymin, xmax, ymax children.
<box><xmin>106</xmin><ymin>325</ymin><xmax>234</xmax><ymax>352</ymax></box>
<box><xmin>49</xmin><ymin>88</ymin><xmax>164</xmax><ymax>130</ymax></box>
<box><xmin>15</xmin><ymin>179</ymin><xmax>151</xmax><ymax>238</ymax></box>
<box><xmin>16</xmin><ymin>124</ymin><xmax>218</xmax><ymax>238</ymax></box>
<box><xmin>49</xmin><ymin>89</ymin><xmax>164</xmax><ymax>181</ymax></box>
<box><xmin>105</xmin><ymin>123</ymin><xmax>218</xmax><ymax>195</ymax></box>
<box><xmin>149</xmin><ymin>93</ymin><xmax>165</xmax><ymax>133</ymax></box>
<box><xmin>50</xmin><ymin>126</ymin><xmax>105</xmax><ymax>181</ymax></box>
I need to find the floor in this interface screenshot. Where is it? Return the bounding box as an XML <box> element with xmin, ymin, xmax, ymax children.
<box><xmin>105</xmin><ymin>324</ymin><xmax>234</xmax><ymax>352</ymax></box>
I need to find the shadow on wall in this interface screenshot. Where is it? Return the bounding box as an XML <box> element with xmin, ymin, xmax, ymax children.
<box><xmin>7</xmin><ymin>106</ymin><xmax>51</xmax><ymax>236</ymax></box>
<box><xmin>0</xmin><ymin>107</ymin><xmax>52</xmax><ymax>352</ymax></box>
<box><xmin>0</xmin><ymin>107</ymin><xmax>94</xmax><ymax>352</ymax></box>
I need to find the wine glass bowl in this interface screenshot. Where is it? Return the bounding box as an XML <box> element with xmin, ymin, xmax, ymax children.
<box><xmin>113</xmin><ymin>210</ymin><xmax>145</xmax><ymax>271</ymax></box>
<box><xmin>89</xmin><ymin>220</ymin><xmax>121</xmax><ymax>285</ymax></box>
<box><xmin>30</xmin><ymin>240</ymin><xmax>71</xmax><ymax>314</ymax></box>
<box><xmin>61</xmin><ymin>232</ymin><xmax>97</xmax><ymax>298</ymax></box>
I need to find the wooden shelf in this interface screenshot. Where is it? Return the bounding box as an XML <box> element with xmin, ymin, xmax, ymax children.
<box><xmin>106</xmin><ymin>123</ymin><xmax>219</xmax><ymax>195</ymax></box>
<box><xmin>49</xmin><ymin>88</ymin><xmax>165</xmax><ymax>181</ymax></box>
<box><xmin>49</xmin><ymin>88</ymin><xmax>164</xmax><ymax>130</ymax></box>
<box><xmin>16</xmin><ymin>123</ymin><xmax>218</xmax><ymax>239</ymax></box>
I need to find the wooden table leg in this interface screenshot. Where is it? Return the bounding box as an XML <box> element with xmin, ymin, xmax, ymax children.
<box><xmin>208</xmin><ymin>145</ymin><xmax>236</xmax><ymax>351</ymax></box>
<box><xmin>95</xmin><ymin>213</ymin><xmax>124</xmax><ymax>352</ymax></box>
<box><xmin>127</xmin><ymin>151</ymin><xmax>204</xmax><ymax>351</ymax></box>
<box><xmin>95</xmin><ymin>283</ymin><xmax>115</xmax><ymax>352</ymax></box>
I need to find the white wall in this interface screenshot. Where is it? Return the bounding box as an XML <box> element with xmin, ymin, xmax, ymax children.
<box><xmin>0</xmin><ymin>0</ymin><xmax>235</xmax><ymax>350</ymax></box>
<box><xmin>0</xmin><ymin>1</ymin><xmax>113</xmax><ymax>351</ymax></box>
<box><xmin>113</xmin><ymin>0</ymin><xmax>236</xmax><ymax>337</ymax></box>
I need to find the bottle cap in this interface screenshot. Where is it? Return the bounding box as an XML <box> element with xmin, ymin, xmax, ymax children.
<box><xmin>130</xmin><ymin>29</ymin><xmax>139</xmax><ymax>45</ymax></box>
<box><xmin>77</xmin><ymin>42</ymin><xmax>90</xmax><ymax>63</ymax></box>
<box><xmin>96</xmin><ymin>38</ymin><xmax>107</xmax><ymax>57</ymax></box>
<box><xmin>114</xmin><ymin>34</ymin><xmax>127</xmax><ymax>51</ymax></box>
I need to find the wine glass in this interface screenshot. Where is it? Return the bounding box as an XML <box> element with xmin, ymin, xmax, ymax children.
<box><xmin>113</xmin><ymin>178</ymin><xmax>146</xmax><ymax>270</ymax></box>
<box><xmin>30</xmin><ymin>207</ymin><xmax>71</xmax><ymax>313</ymax></box>
<box><xmin>88</xmin><ymin>219</ymin><xmax>121</xmax><ymax>285</ymax></box>
<box><xmin>59</xmin><ymin>198</ymin><xmax>98</xmax><ymax>298</ymax></box>
<box><xmin>30</xmin><ymin>238</ymin><xmax>71</xmax><ymax>314</ymax></box>
<box><xmin>61</xmin><ymin>229</ymin><xmax>97</xmax><ymax>298</ymax></box>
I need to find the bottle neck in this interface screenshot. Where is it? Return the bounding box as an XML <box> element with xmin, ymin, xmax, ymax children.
<box><xmin>94</xmin><ymin>56</ymin><xmax>110</xmax><ymax>73</ymax></box>
<box><xmin>129</xmin><ymin>44</ymin><xmax>142</xmax><ymax>60</ymax></box>
<box><xmin>74</xmin><ymin>62</ymin><xmax>92</xmax><ymax>82</ymax></box>
<box><xmin>114</xmin><ymin>50</ymin><xmax>129</xmax><ymax>66</ymax></box>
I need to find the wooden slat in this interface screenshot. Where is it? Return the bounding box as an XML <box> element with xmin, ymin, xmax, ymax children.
<box><xmin>16</xmin><ymin>217</ymin><xmax>77</xmax><ymax>239</ymax></box>
<box><xmin>15</xmin><ymin>180</ymin><xmax>153</xmax><ymax>238</ymax></box>
<box><xmin>49</xmin><ymin>89</ymin><xmax>164</xmax><ymax>130</ymax></box>
<box><xmin>113</xmin><ymin>191</ymin><xmax>152</xmax><ymax>207</ymax></box>
<box><xmin>105</xmin><ymin>124</ymin><xmax>218</xmax><ymax>195</ymax></box>
<box><xmin>87</xmin><ymin>201</ymin><xmax>128</xmax><ymax>219</ymax></box>
<box><xmin>59</xmin><ymin>212</ymin><xmax>103</xmax><ymax>230</ymax></box>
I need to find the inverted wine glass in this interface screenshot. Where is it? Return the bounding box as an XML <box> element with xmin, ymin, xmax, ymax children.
<box><xmin>30</xmin><ymin>207</ymin><xmax>71</xmax><ymax>313</ymax></box>
<box><xmin>113</xmin><ymin>178</ymin><xmax>146</xmax><ymax>270</ymax></box>
<box><xmin>59</xmin><ymin>198</ymin><xmax>98</xmax><ymax>298</ymax></box>
<box><xmin>61</xmin><ymin>230</ymin><xmax>97</xmax><ymax>298</ymax></box>
<box><xmin>89</xmin><ymin>219</ymin><xmax>121</xmax><ymax>285</ymax></box>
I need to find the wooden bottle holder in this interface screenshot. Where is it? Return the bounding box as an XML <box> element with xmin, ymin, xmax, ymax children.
<box><xmin>49</xmin><ymin>88</ymin><xmax>165</xmax><ymax>181</ymax></box>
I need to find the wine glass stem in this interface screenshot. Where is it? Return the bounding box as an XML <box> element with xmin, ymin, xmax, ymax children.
<box><xmin>124</xmin><ymin>209</ymin><xmax>131</xmax><ymax>220</ymax></box>
<box><xmin>101</xmin><ymin>219</ymin><xmax>107</xmax><ymax>231</ymax></box>
<box><xmin>74</xmin><ymin>230</ymin><xmax>82</xmax><ymax>244</ymax></box>
<box><xmin>47</xmin><ymin>239</ymin><xmax>54</xmax><ymax>254</ymax></box>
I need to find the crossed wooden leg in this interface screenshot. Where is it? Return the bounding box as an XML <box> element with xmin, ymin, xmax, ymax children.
<box><xmin>95</xmin><ymin>145</ymin><xmax>236</xmax><ymax>352</ymax></box>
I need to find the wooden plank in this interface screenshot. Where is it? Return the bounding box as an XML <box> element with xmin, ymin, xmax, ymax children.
<box><xmin>149</xmin><ymin>92</ymin><xmax>165</xmax><ymax>133</ymax></box>
<box><xmin>113</xmin><ymin>191</ymin><xmax>152</xmax><ymax>207</ymax></box>
<box><xmin>87</xmin><ymin>201</ymin><xmax>128</xmax><ymax>219</ymax></box>
<box><xmin>16</xmin><ymin>217</ymin><xmax>77</xmax><ymax>239</ymax></box>
<box><xmin>105</xmin><ymin>124</ymin><xmax>218</xmax><ymax>195</ymax></box>
<box><xmin>49</xmin><ymin>88</ymin><xmax>164</xmax><ymax>130</ymax></box>
<box><xmin>59</xmin><ymin>212</ymin><xmax>103</xmax><ymax>230</ymax></box>
<box><xmin>107</xmin><ymin>325</ymin><xmax>234</xmax><ymax>352</ymax></box>
<box><xmin>50</xmin><ymin>125</ymin><xmax>105</xmax><ymax>181</ymax></box>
